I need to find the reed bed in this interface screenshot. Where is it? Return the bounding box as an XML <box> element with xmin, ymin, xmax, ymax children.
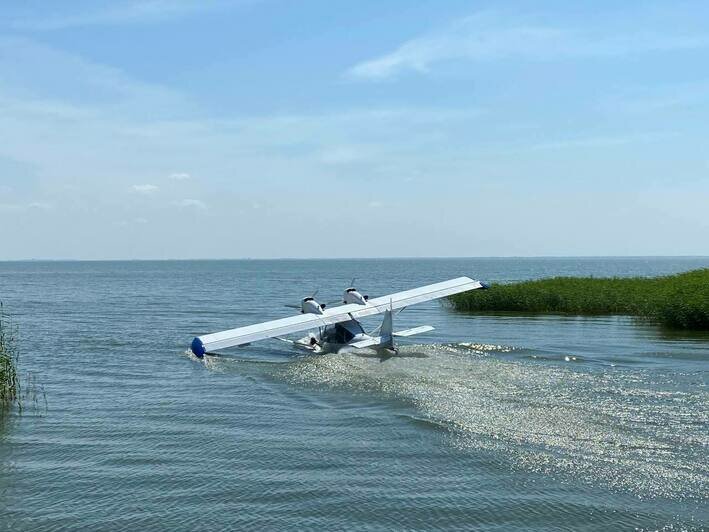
<box><xmin>449</xmin><ymin>268</ymin><xmax>709</xmax><ymax>330</ymax></box>
<box><xmin>1</xmin><ymin>304</ymin><xmax>46</xmax><ymax>415</ymax></box>
<box><xmin>1</xmin><ymin>303</ymin><xmax>19</xmax><ymax>409</ymax></box>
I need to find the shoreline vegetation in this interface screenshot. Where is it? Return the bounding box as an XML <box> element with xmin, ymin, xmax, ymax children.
<box><xmin>449</xmin><ymin>269</ymin><xmax>709</xmax><ymax>331</ymax></box>
<box><xmin>1</xmin><ymin>303</ymin><xmax>20</xmax><ymax>411</ymax></box>
<box><xmin>1</xmin><ymin>304</ymin><xmax>46</xmax><ymax>416</ymax></box>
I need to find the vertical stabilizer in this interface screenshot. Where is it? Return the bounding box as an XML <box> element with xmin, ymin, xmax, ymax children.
<box><xmin>379</xmin><ymin>308</ymin><xmax>394</xmax><ymax>350</ymax></box>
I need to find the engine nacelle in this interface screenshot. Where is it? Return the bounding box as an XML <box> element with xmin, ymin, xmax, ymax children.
<box><xmin>343</xmin><ymin>287</ymin><xmax>368</xmax><ymax>305</ymax></box>
<box><xmin>301</xmin><ymin>297</ymin><xmax>325</xmax><ymax>314</ymax></box>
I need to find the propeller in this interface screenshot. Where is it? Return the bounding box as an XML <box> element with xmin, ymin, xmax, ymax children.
<box><xmin>285</xmin><ymin>288</ymin><xmax>323</xmax><ymax>311</ymax></box>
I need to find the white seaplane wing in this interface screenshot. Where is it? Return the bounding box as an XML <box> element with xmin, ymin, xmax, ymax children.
<box><xmin>349</xmin><ymin>276</ymin><xmax>485</xmax><ymax>319</ymax></box>
<box><xmin>191</xmin><ymin>307</ymin><xmax>359</xmax><ymax>355</ymax></box>
<box><xmin>190</xmin><ymin>276</ymin><xmax>484</xmax><ymax>357</ymax></box>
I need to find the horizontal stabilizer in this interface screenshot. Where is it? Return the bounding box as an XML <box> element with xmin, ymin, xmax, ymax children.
<box><xmin>392</xmin><ymin>325</ymin><xmax>434</xmax><ymax>337</ymax></box>
<box><xmin>350</xmin><ymin>337</ymin><xmax>384</xmax><ymax>349</ymax></box>
<box><xmin>350</xmin><ymin>326</ymin><xmax>434</xmax><ymax>349</ymax></box>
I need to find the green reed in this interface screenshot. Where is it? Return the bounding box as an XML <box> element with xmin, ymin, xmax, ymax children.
<box><xmin>449</xmin><ymin>268</ymin><xmax>709</xmax><ymax>330</ymax></box>
<box><xmin>0</xmin><ymin>304</ymin><xmax>47</xmax><ymax>416</ymax></box>
<box><xmin>1</xmin><ymin>302</ymin><xmax>20</xmax><ymax>409</ymax></box>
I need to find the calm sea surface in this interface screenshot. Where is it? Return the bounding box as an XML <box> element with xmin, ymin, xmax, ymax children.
<box><xmin>1</xmin><ymin>258</ymin><xmax>708</xmax><ymax>531</ymax></box>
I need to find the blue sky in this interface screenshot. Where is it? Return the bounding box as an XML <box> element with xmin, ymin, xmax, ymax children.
<box><xmin>1</xmin><ymin>0</ymin><xmax>708</xmax><ymax>259</ymax></box>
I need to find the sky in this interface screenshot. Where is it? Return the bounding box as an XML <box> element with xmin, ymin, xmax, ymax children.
<box><xmin>1</xmin><ymin>0</ymin><xmax>708</xmax><ymax>259</ymax></box>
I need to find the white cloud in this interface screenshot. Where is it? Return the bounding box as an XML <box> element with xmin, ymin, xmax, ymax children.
<box><xmin>27</xmin><ymin>201</ymin><xmax>52</xmax><ymax>210</ymax></box>
<box><xmin>600</xmin><ymin>81</ymin><xmax>709</xmax><ymax>115</ymax></box>
<box><xmin>7</xmin><ymin>1</ymin><xmax>240</xmax><ymax>31</ymax></box>
<box><xmin>132</xmin><ymin>184</ymin><xmax>159</xmax><ymax>194</ymax></box>
<box><xmin>319</xmin><ymin>146</ymin><xmax>367</xmax><ymax>165</ymax></box>
<box><xmin>346</xmin><ymin>10</ymin><xmax>709</xmax><ymax>80</ymax></box>
<box><xmin>529</xmin><ymin>132</ymin><xmax>677</xmax><ymax>151</ymax></box>
<box><xmin>0</xmin><ymin>204</ymin><xmax>24</xmax><ymax>213</ymax></box>
<box><xmin>0</xmin><ymin>36</ymin><xmax>186</xmax><ymax>116</ymax></box>
<box><xmin>169</xmin><ymin>172</ymin><xmax>191</xmax><ymax>180</ymax></box>
<box><xmin>117</xmin><ymin>217</ymin><xmax>149</xmax><ymax>227</ymax></box>
<box><xmin>172</xmin><ymin>198</ymin><xmax>206</xmax><ymax>209</ymax></box>
<box><xmin>0</xmin><ymin>201</ymin><xmax>52</xmax><ymax>212</ymax></box>
<box><xmin>368</xmin><ymin>200</ymin><xmax>383</xmax><ymax>208</ymax></box>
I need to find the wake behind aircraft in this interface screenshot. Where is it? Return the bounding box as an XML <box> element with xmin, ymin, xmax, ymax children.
<box><xmin>190</xmin><ymin>277</ymin><xmax>487</xmax><ymax>358</ymax></box>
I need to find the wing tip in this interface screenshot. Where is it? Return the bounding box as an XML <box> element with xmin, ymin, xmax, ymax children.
<box><xmin>191</xmin><ymin>337</ymin><xmax>206</xmax><ymax>358</ymax></box>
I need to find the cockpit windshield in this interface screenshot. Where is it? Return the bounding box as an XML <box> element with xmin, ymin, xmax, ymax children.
<box><xmin>332</xmin><ymin>321</ymin><xmax>365</xmax><ymax>343</ymax></box>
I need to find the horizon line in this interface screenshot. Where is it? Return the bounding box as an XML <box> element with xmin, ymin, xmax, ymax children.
<box><xmin>2</xmin><ymin>255</ymin><xmax>709</xmax><ymax>263</ymax></box>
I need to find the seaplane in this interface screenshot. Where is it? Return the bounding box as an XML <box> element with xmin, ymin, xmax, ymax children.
<box><xmin>190</xmin><ymin>276</ymin><xmax>487</xmax><ymax>359</ymax></box>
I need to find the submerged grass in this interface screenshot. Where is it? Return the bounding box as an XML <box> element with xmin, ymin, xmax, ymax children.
<box><xmin>449</xmin><ymin>268</ymin><xmax>709</xmax><ymax>330</ymax></box>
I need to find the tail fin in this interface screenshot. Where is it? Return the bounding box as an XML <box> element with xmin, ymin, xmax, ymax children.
<box><xmin>380</xmin><ymin>309</ymin><xmax>394</xmax><ymax>350</ymax></box>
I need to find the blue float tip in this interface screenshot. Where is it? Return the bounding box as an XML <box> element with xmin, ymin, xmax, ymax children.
<box><xmin>191</xmin><ymin>337</ymin><xmax>205</xmax><ymax>358</ymax></box>
<box><xmin>481</xmin><ymin>281</ymin><xmax>490</xmax><ymax>289</ymax></box>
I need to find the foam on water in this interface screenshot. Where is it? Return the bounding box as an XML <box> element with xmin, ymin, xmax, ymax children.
<box><xmin>220</xmin><ymin>343</ymin><xmax>709</xmax><ymax>502</ymax></box>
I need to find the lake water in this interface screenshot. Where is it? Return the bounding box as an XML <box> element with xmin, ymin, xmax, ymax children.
<box><xmin>1</xmin><ymin>258</ymin><xmax>708</xmax><ymax>531</ymax></box>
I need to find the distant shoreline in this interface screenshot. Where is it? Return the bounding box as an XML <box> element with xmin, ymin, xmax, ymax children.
<box><xmin>3</xmin><ymin>255</ymin><xmax>709</xmax><ymax>263</ymax></box>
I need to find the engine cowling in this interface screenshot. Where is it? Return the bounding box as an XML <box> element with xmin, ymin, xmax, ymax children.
<box><xmin>343</xmin><ymin>287</ymin><xmax>367</xmax><ymax>305</ymax></box>
<box><xmin>301</xmin><ymin>297</ymin><xmax>325</xmax><ymax>314</ymax></box>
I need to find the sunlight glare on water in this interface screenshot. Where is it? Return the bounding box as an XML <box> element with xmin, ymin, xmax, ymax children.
<box><xmin>236</xmin><ymin>341</ymin><xmax>707</xmax><ymax>502</ymax></box>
